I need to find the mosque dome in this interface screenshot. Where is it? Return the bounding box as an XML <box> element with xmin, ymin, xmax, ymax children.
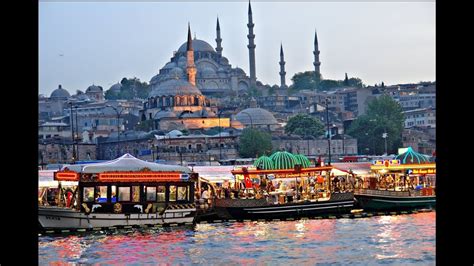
<box><xmin>50</xmin><ymin>85</ymin><xmax>71</xmax><ymax>100</ymax></box>
<box><xmin>201</xmin><ymin>67</ymin><xmax>216</xmax><ymax>76</ymax></box>
<box><xmin>109</xmin><ymin>83</ymin><xmax>122</xmax><ymax>92</ymax></box>
<box><xmin>177</xmin><ymin>39</ymin><xmax>215</xmax><ymax>53</ymax></box>
<box><xmin>163</xmin><ymin>61</ymin><xmax>177</xmax><ymax>69</ymax></box>
<box><xmin>177</xmin><ymin>56</ymin><xmax>187</xmax><ymax>67</ymax></box>
<box><xmin>149</xmin><ymin>79</ymin><xmax>202</xmax><ymax>97</ymax></box>
<box><xmin>154</xmin><ymin>111</ymin><xmax>177</xmax><ymax>120</ymax></box>
<box><xmin>169</xmin><ymin>67</ymin><xmax>184</xmax><ymax>77</ymax></box>
<box><xmin>86</xmin><ymin>85</ymin><xmax>103</xmax><ymax>93</ymax></box>
<box><xmin>235</xmin><ymin>108</ymin><xmax>278</xmax><ymax>126</ymax></box>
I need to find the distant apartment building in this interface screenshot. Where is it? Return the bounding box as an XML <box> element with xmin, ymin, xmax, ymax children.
<box><xmin>38</xmin><ymin>122</ymin><xmax>71</xmax><ymax>140</ymax></box>
<box><xmin>403</xmin><ymin>107</ymin><xmax>436</xmax><ymax>128</ymax></box>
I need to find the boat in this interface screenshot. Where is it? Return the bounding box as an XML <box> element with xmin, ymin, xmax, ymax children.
<box><xmin>354</xmin><ymin>147</ymin><xmax>436</xmax><ymax>211</ymax></box>
<box><xmin>207</xmin><ymin>152</ymin><xmax>355</xmax><ymax>220</ymax></box>
<box><xmin>38</xmin><ymin>154</ymin><xmax>198</xmax><ymax>230</ymax></box>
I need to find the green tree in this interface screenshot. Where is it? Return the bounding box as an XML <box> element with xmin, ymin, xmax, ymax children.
<box><xmin>105</xmin><ymin>77</ymin><xmax>150</xmax><ymax>100</ymax></box>
<box><xmin>284</xmin><ymin>114</ymin><xmax>325</xmax><ymax>138</ymax></box>
<box><xmin>347</xmin><ymin>95</ymin><xmax>405</xmax><ymax>155</ymax></box>
<box><xmin>238</xmin><ymin>128</ymin><xmax>272</xmax><ymax>158</ymax></box>
<box><xmin>291</xmin><ymin>71</ymin><xmax>320</xmax><ymax>91</ymax></box>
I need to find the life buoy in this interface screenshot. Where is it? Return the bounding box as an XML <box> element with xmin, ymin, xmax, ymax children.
<box><xmin>113</xmin><ymin>203</ymin><xmax>122</xmax><ymax>213</ymax></box>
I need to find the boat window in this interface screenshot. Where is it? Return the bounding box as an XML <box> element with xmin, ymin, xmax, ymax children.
<box><xmin>118</xmin><ymin>187</ymin><xmax>131</xmax><ymax>202</ymax></box>
<box><xmin>132</xmin><ymin>186</ymin><xmax>140</xmax><ymax>202</ymax></box>
<box><xmin>95</xmin><ymin>186</ymin><xmax>108</xmax><ymax>203</ymax></box>
<box><xmin>169</xmin><ymin>185</ymin><xmax>177</xmax><ymax>202</ymax></box>
<box><xmin>146</xmin><ymin>186</ymin><xmax>157</xmax><ymax>201</ymax></box>
<box><xmin>177</xmin><ymin>186</ymin><xmax>187</xmax><ymax>201</ymax></box>
<box><xmin>111</xmin><ymin>186</ymin><xmax>117</xmax><ymax>203</ymax></box>
<box><xmin>83</xmin><ymin>187</ymin><xmax>94</xmax><ymax>202</ymax></box>
<box><xmin>157</xmin><ymin>185</ymin><xmax>166</xmax><ymax>202</ymax></box>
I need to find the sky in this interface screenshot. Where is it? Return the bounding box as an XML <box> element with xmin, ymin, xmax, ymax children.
<box><xmin>39</xmin><ymin>1</ymin><xmax>435</xmax><ymax>96</ymax></box>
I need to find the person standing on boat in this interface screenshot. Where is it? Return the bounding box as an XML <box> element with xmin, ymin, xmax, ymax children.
<box><xmin>201</xmin><ymin>187</ymin><xmax>210</xmax><ymax>208</ymax></box>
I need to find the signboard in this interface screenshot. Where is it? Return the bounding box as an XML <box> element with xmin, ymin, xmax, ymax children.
<box><xmin>54</xmin><ymin>171</ymin><xmax>79</xmax><ymax>181</ymax></box>
<box><xmin>412</xmin><ymin>169</ymin><xmax>436</xmax><ymax>174</ymax></box>
<box><xmin>98</xmin><ymin>172</ymin><xmax>185</xmax><ymax>182</ymax></box>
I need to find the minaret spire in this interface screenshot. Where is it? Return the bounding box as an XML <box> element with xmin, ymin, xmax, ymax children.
<box><xmin>313</xmin><ymin>28</ymin><xmax>321</xmax><ymax>78</ymax></box>
<box><xmin>279</xmin><ymin>43</ymin><xmax>287</xmax><ymax>88</ymax></box>
<box><xmin>187</xmin><ymin>22</ymin><xmax>193</xmax><ymax>51</ymax></box>
<box><xmin>215</xmin><ymin>16</ymin><xmax>223</xmax><ymax>57</ymax></box>
<box><xmin>247</xmin><ymin>0</ymin><xmax>257</xmax><ymax>88</ymax></box>
<box><xmin>186</xmin><ymin>23</ymin><xmax>197</xmax><ymax>86</ymax></box>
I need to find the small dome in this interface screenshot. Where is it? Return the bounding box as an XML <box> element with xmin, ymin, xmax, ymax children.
<box><xmin>177</xmin><ymin>56</ymin><xmax>187</xmax><ymax>67</ymax></box>
<box><xmin>109</xmin><ymin>83</ymin><xmax>122</xmax><ymax>92</ymax></box>
<box><xmin>86</xmin><ymin>85</ymin><xmax>103</xmax><ymax>93</ymax></box>
<box><xmin>217</xmin><ymin>67</ymin><xmax>226</xmax><ymax>73</ymax></box>
<box><xmin>294</xmin><ymin>154</ymin><xmax>311</xmax><ymax>168</ymax></box>
<box><xmin>233</xmin><ymin>67</ymin><xmax>245</xmax><ymax>75</ymax></box>
<box><xmin>269</xmin><ymin>151</ymin><xmax>298</xmax><ymax>170</ymax></box>
<box><xmin>163</xmin><ymin>61</ymin><xmax>177</xmax><ymax>69</ymax></box>
<box><xmin>149</xmin><ymin>79</ymin><xmax>202</xmax><ymax>97</ymax></box>
<box><xmin>154</xmin><ymin>111</ymin><xmax>177</xmax><ymax>120</ymax></box>
<box><xmin>166</xmin><ymin>130</ymin><xmax>183</xmax><ymax>138</ymax></box>
<box><xmin>253</xmin><ymin>156</ymin><xmax>274</xmax><ymax>170</ymax></box>
<box><xmin>235</xmin><ymin>108</ymin><xmax>278</xmax><ymax>126</ymax></box>
<box><xmin>169</xmin><ymin>67</ymin><xmax>184</xmax><ymax>77</ymax></box>
<box><xmin>395</xmin><ymin>147</ymin><xmax>430</xmax><ymax>164</ymax></box>
<box><xmin>177</xmin><ymin>39</ymin><xmax>215</xmax><ymax>53</ymax></box>
<box><xmin>50</xmin><ymin>85</ymin><xmax>70</xmax><ymax>100</ymax></box>
<box><xmin>220</xmin><ymin>57</ymin><xmax>229</xmax><ymax>65</ymax></box>
<box><xmin>201</xmin><ymin>67</ymin><xmax>216</xmax><ymax>76</ymax></box>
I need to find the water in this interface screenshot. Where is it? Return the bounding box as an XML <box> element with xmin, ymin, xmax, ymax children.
<box><xmin>39</xmin><ymin>212</ymin><xmax>435</xmax><ymax>265</ymax></box>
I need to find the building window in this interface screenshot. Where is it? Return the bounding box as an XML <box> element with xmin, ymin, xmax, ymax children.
<box><xmin>169</xmin><ymin>185</ymin><xmax>177</xmax><ymax>202</ymax></box>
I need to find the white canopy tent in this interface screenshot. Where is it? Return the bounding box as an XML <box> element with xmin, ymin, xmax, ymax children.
<box><xmin>61</xmin><ymin>153</ymin><xmax>192</xmax><ymax>174</ymax></box>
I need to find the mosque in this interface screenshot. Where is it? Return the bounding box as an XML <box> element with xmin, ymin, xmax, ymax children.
<box><xmin>140</xmin><ymin>1</ymin><xmax>322</xmax><ymax>132</ymax></box>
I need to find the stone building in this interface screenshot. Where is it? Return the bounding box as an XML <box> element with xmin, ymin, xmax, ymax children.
<box><xmin>271</xmin><ymin>134</ymin><xmax>358</xmax><ymax>159</ymax></box>
<box><xmin>38</xmin><ymin>138</ymin><xmax>97</xmax><ymax>165</ymax></box>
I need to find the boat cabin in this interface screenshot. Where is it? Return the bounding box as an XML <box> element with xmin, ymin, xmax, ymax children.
<box><xmin>53</xmin><ymin>154</ymin><xmax>197</xmax><ymax>215</ymax></box>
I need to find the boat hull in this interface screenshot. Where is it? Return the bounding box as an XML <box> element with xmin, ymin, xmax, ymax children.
<box><xmin>39</xmin><ymin>206</ymin><xmax>196</xmax><ymax>229</ymax></box>
<box><xmin>354</xmin><ymin>191</ymin><xmax>436</xmax><ymax>211</ymax></box>
<box><xmin>213</xmin><ymin>192</ymin><xmax>354</xmax><ymax>220</ymax></box>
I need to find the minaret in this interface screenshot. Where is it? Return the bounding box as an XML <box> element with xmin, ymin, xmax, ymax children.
<box><xmin>279</xmin><ymin>43</ymin><xmax>287</xmax><ymax>88</ymax></box>
<box><xmin>313</xmin><ymin>29</ymin><xmax>321</xmax><ymax>77</ymax></box>
<box><xmin>247</xmin><ymin>1</ymin><xmax>257</xmax><ymax>87</ymax></box>
<box><xmin>186</xmin><ymin>23</ymin><xmax>197</xmax><ymax>86</ymax></box>
<box><xmin>215</xmin><ymin>16</ymin><xmax>223</xmax><ymax>57</ymax></box>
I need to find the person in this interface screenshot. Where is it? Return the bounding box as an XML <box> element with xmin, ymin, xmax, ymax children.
<box><xmin>260</xmin><ymin>177</ymin><xmax>267</xmax><ymax>192</ymax></box>
<box><xmin>201</xmin><ymin>188</ymin><xmax>210</xmax><ymax>205</ymax></box>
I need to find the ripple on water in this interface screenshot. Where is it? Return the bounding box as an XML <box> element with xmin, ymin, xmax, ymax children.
<box><xmin>39</xmin><ymin>212</ymin><xmax>435</xmax><ymax>265</ymax></box>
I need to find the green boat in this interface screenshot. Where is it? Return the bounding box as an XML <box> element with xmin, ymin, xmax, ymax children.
<box><xmin>354</xmin><ymin>147</ymin><xmax>436</xmax><ymax>211</ymax></box>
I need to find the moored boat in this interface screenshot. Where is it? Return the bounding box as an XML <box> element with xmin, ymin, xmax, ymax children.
<box><xmin>39</xmin><ymin>154</ymin><xmax>198</xmax><ymax>230</ymax></box>
<box><xmin>354</xmin><ymin>147</ymin><xmax>436</xmax><ymax>211</ymax></box>
<box><xmin>207</xmin><ymin>152</ymin><xmax>355</xmax><ymax>220</ymax></box>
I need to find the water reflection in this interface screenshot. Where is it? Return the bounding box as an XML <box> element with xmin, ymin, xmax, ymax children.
<box><xmin>39</xmin><ymin>212</ymin><xmax>435</xmax><ymax>265</ymax></box>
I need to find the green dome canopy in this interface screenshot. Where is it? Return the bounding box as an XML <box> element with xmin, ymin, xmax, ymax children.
<box><xmin>395</xmin><ymin>147</ymin><xmax>430</xmax><ymax>164</ymax></box>
<box><xmin>294</xmin><ymin>154</ymin><xmax>311</xmax><ymax>168</ymax></box>
<box><xmin>269</xmin><ymin>151</ymin><xmax>298</xmax><ymax>170</ymax></box>
<box><xmin>253</xmin><ymin>155</ymin><xmax>274</xmax><ymax>170</ymax></box>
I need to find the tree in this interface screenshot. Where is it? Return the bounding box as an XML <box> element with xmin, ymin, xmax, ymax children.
<box><xmin>238</xmin><ymin>128</ymin><xmax>272</xmax><ymax>158</ymax></box>
<box><xmin>105</xmin><ymin>77</ymin><xmax>150</xmax><ymax>100</ymax></box>
<box><xmin>346</xmin><ymin>95</ymin><xmax>404</xmax><ymax>155</ymax></box>
<box><xmin>344</xmin><ymin>73</ymin><xmax>349</xmax><ymax>86</ymax></box>
<box><xmin>284</xmin><ymin>114</ymin><xmax>325</xmax><ymax>138</ymax></box>
<box><xmin>291</xmin><ymin>71</ymin><xmax>320</xmax><ymax>91</ymax></box>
